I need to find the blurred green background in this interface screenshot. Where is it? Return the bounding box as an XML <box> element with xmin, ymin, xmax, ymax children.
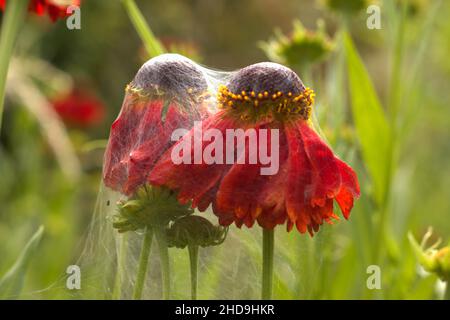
<box><xmin>0</xmin><ymin>0</ymin><xmax>449</xmax><ymax>299</ymax></box>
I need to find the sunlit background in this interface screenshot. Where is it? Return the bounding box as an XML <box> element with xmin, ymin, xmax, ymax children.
<box><xmin>0</xmin><ymin>0</ymin><xmax>449</xmax><ymax>299</ymax></box>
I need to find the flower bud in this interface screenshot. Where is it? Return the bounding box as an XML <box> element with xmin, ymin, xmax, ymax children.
<box><xmin>166</xmin><ymin>215</ymin><xmax>228</xmax><ymax>249</ymax></box>
<box><xmin>112</xmin><ymin>185</ymin><xmax>193</xmax><ymax>233</ymax></box>
<box><xmin>261</xmin><ymin>20</ymin><xmax>333</xmax><ymax>71</ymax></box>
<box><xmin>408</xmin><ymin>229</ymin><xmax>450</xmax><ymax>281</ymax></box>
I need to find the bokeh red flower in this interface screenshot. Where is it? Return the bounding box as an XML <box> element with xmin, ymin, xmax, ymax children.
<box><xmin>150</xmin><ymin>62</ymin><xmax>360</xmax><ymax>235</ymax></box>
<box><xmin>103</xmin><ymin>54</ymin><xmax>210</xmax><ymax>196</ymax></box>
<box><xmin>0</xmin><ymin>0</ymin><xmax>80</xmax><ymax>22</ymax></box>
<box><xmin>52</xmin><ymin>88</ymin><xmax>105</xmax><ymax>127</ymax></box>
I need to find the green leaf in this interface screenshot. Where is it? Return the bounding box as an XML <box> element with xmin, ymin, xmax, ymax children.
<box><xmin>344</xmin><ymin>32</ymin><xmax>391</xmax><ymax>205</ymax></box>
<box><xmin>0</xmin><ymin>226</ymin><xmax>44</xmax><ymax>299</ymax></box>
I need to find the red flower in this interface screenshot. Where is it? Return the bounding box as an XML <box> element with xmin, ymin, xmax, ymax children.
<box><xmin>0</xmin><ymin>0</ymin><xmax>80</xmax><ymax>22</ymax></box>
<box><xmin>52</xmin><ymin>88</ymin><xmax>105</xmax><ymax>127</ymax></box>
<box><xmin>103</xmin><ymin>54</ymin><xmax>210</xmax><ymax>196</ymax></box>
<box><xmin>104</xmin><ymin>96</ymin><xmax>192</xmax><ymax>195</ymax></box>
<box><xmin>149</xmin><ymin>63</ymin><xmax>360</xmax><ymax>235</ymax></box>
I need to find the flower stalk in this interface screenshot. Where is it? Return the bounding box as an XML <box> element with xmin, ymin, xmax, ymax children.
<box><xmin>262</xmin><ymin>228</ymin><xmax>274</xmax><ymax>300</ymax></box>
<box><xmin>0</xmin><ymin>0</ymin><xmax>29</xmax><ymax>133</ymax></box>
<box><xmin>133</xmin><ymin>227</ymin><xmax>153</xmax><ymax>300</ymax></box>
<box><xmin>188</xmin><ymin>244</ymin><xmax>199</xmax><ymax>300</ymax></box>
<box><xmin>112</xmin><ymin>233</ymin><xmax>128</xmax><ymax>300</ymax></box>
<box><xmin>165</xmin><ymin>215</ymin><xmax>228</xmax><ymax>300</ymax></box>
<box><xmin>112</xmin><ymin>233</ymin><xmax>129</xmax><ymax>300</ymax></box>
<box><xmin>155</xmin><ymin>226</ymin><xmax>171</xmax><ymax>300</ymax></box>
<box><xmin>121</xmin><ymin>0</ymin><xmax>165</xmax><ymax>58</ymax></box>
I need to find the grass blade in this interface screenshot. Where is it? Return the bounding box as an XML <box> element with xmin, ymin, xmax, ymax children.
<box><xmin>0</xmin><ymin>226</ymin><xmax>44</xmax><ymax>299</ymax></box>
<box><xmin>343</xmin><ymin>32</ymin><xmax>391</xmax><ymax>205</ymax></box>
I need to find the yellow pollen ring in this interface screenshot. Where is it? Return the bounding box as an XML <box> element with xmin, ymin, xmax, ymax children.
<box><xmin>217</xmin><ymin>84</ymin><xmax>315</xmax><ymax>120</ymax></box>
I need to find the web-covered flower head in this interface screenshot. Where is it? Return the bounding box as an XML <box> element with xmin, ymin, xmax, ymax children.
<box><xmin>103</xmin><ymin>54</ymin><xmax>211</xmax><ymax>196</ymax></box>
<box><xmin>150</xmin><ymin>62</ymin><xmax>360</xmax><ymax>235</ymax></box>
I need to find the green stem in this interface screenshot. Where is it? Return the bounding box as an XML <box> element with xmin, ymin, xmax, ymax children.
<box><xmin>0</xmin><ymin>0</ymin><xmax>29</xmax><ymax>133</ymax></box>
<box><xmin>188</xmin><ymin>245</ymin><xmax>199</xmax><ymax>300</ymax></box>
<box><xmin>262</xmin><ymin>228</ymin><xmax>274</xmax><ymax>300</ymax></box>
<box><xmin>121</xmin><ymin>0</ymin><xmax>165</xmax><ymax>58</ymax></box>
<box><xmin>155</xmin><ymin>227</ymin><xmax>171</xmax><ymax>300</ymax></box>
<box><xmin>112</xmin><ymin>233</ymin><xmax>128</xmax><ymax>300</ymax></box>
<box><xmin>132</xmin><ymin>227</ymin><xmax>153</xmax><ymax>300</ymax></box>
<box><xmin>445</xmin><ymin>282</ymin><xmax>450</xmax><ymax>300</ymax></box>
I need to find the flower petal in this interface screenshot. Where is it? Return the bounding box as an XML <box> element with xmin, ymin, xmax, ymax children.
<box><xmin>335</xmin><ymin>158</ymin><xmax>360</xmax><ymax>219</ymax></box>
<box><xmin>298</xmin><ymin>121</ymin><xmax>341</xmax><ymax>207</ymax></box>
<box><xmin>103</xmin><ymin>98</ymin><xmax>148</xmax><ymax>191</ymax></box>
<box><xmin>284</xmin><ymin>124</ymin><xmax>313</xmax><ymax>228</ymax></box>
<box><xmin>104</xmin><ymin>98</ymin><xmax>193</xmax><ymax>195</ymax></box>
<box><xmin>149</xmin><ymin>115</ymin><xmax>233</xmax><ymax>209</ymax></box>
<box><xmin>215</xmin><ymin>123</ymin><xmax>288</xmax><ymax>228</ymax></box>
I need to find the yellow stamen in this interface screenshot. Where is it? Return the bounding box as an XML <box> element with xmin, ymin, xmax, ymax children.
<box><xmin>216</xmin><ymin>85</ymin><xmax>315</xmax><ymax>121</ymax></box>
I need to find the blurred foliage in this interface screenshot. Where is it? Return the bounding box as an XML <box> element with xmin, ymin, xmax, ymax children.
<box><xmin>0</xmin><ymin>226</ymin><xmax>44</xmax><ymax>299</ymax></box>
<box><xmin>0</xmin><ymin>0</ymin><xmax>449</xmax><ymax>299</ymax></box>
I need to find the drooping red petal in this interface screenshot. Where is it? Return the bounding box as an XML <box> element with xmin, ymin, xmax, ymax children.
<box><xmin>149</xmin><ymin>114</ymin><xmax>234</xmax><ymax>208</ymax></box>
<box><xmin>298</xmin><ymin>121</ymin><xmax>341</xmax><ymax>206</ymax></box>
<box><xmin>284</xmin><ymin>123</ymin><xmax>313</xmax><ymax>232</ymax></box>
<box><xmin>257</xmin><ymin>206</ymin><xmax>288</xmax><ymax>230</ymax></box>
<box><xmin>253</xmin><ymin>133</ymin><xmax>289</xmax><ymax>229</ymax></box>
<box><xmin>123</xmin><ymin>101</ymin><xmax>192</xmax><ymax>193</ymax></box>
<box><xmin>215</xmin><ymin>122</ymin><xmax>288</xmax><ymax>229</ymax></box>
<box><xmin>103</xmin><ymin>96</ymin><xmax>193</xmax><ymax>195</ymax></box>
<box><xmin>103</xmin><ymin>98</ymin><xmax>149</xmax><ymax>192</ymax></box>
<box><xmin>335</xmin><ymin>158</ymin><xmax>360</xmax><ymax>219</ymax></box>
<box><xmin>215</xmin><ymin>123</ymin><xmax>263</xmax><ymax>224</ymax></box>
<box><xmin>148</xmin><ymin>108</ymin><xmax>359</xmax><ymax>235</ymax></box>
<box><xmin>122</xmin><ymin>138</ymin><xmax>168</xmax><ymax>195</ymax></box>
<box><xmin>283</xmin><ymin>121</ymin><xmax>356</xmax><ymax>235</ymax></box>
<box><xmin>308</xmin><ymin>198</ymin><xmax>339</xmax><ymax>235</ymax></box>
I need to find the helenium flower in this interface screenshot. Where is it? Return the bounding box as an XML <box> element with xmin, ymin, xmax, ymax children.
<box><xmin>103</xmin><ymin>54</ymin><xmax>210</xmax><ymax>196</ymax></box>
<box><xmin>150</xmin><ymin>62</ymin><xmax>360</xmax><ymax>235</ymax></box>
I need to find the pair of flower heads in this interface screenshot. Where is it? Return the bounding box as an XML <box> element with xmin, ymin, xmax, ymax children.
<box><xmin>103</xmin><ymin>53</ymin><xmax>359</xmax><ymax>244</ymax></box>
